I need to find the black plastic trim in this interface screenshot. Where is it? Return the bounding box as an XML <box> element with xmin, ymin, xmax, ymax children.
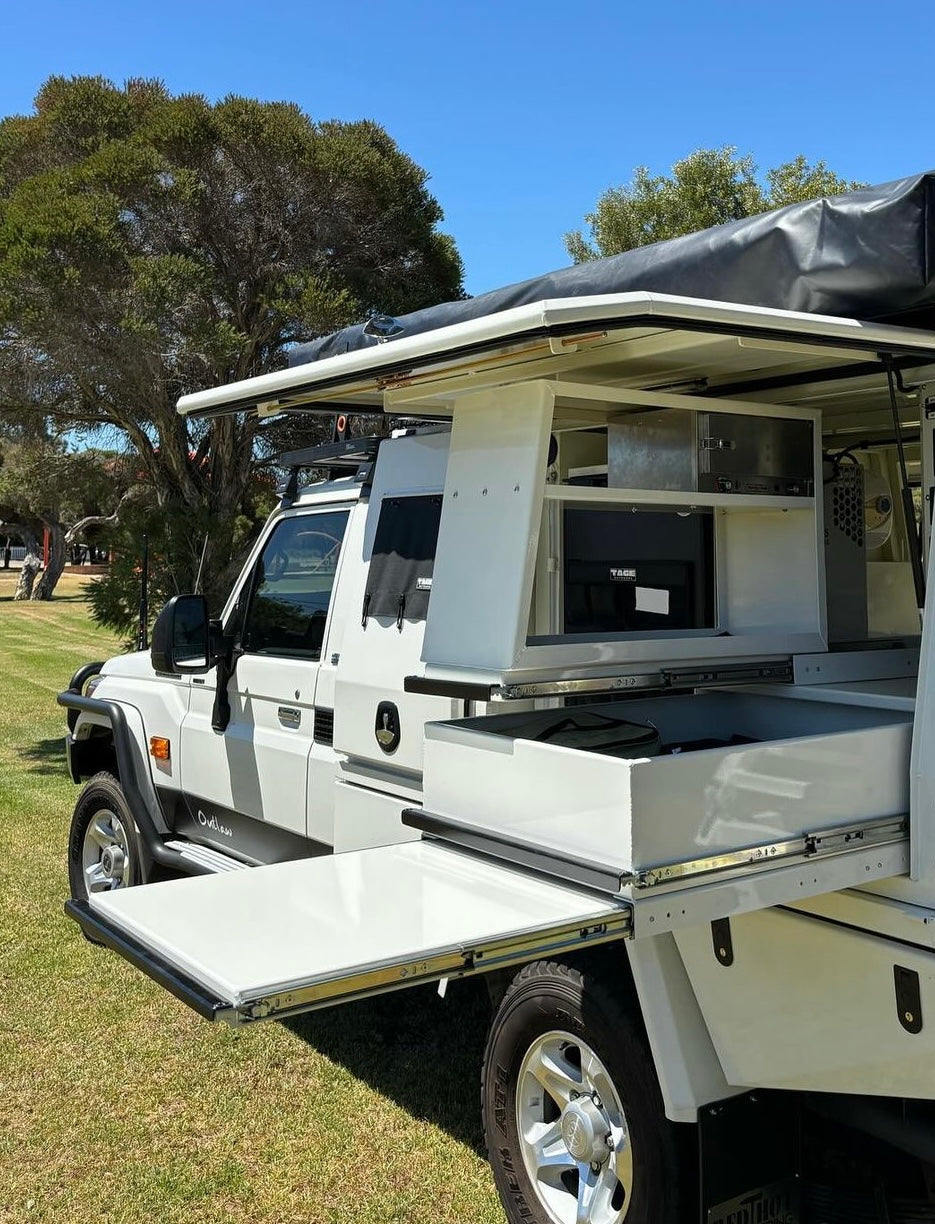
<box><xmin>64</xmin><ymin>731</ymin><xmax>114</xmax><ymax>785</ymax></box>
<box><xmin>57</xmin><ymin>691</ymin><xmax>211</xmax><ymax>878</ymax></box>
<box><xmin>403</xmin><ymin>808</ymin><xmax>626</xmax><ymax>894</ymax></box>
<box><xmin>64</xmin><ymin>899</ymin><xmax>227</xmax><ymax>1020</ymax></box>
<box><xmin>403</xmin><ymin>675</ymin><xmax>495</xmax><ymax>701</ymax></box>
<box><xmin>313</xmin><ymin>708</ymin><xmax>334</xmax><ymax>746</ymax></box>
<box><xmin>64</xmin><ymin>661</ymin><xmax>104</xmax><ymax>731</ymax></box>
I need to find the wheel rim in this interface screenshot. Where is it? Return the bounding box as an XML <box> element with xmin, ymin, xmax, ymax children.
<box><xmin>81</xmin><ymin>806</ymin><xmax>135</xmax><ymax>893</ymax></box>
<box><xmin>515</xmin><ymin>1029</ymin><xmax>634</xmax><ymax>1224</ymax></box>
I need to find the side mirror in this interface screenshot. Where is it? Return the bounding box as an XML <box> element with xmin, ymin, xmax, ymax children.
<box><xmin>151</xmin><ymin>595</ymin><xmax>213</xmax><ymax>674</ymax></box>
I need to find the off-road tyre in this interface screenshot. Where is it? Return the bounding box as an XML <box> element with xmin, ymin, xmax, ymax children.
<box><xmin>68</xmin><ymin>771</ymin><xmax>151</xmax><ymax>910</ymax></box>
<box><xmin>481</xmin><ymin>958</ymin><xmax>688</xmax><ymax>1224</ymax></box>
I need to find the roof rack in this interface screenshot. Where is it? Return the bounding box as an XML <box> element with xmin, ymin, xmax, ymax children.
<box><xmin>277</xmin><ymin>436</ymin><xmax>383</xmax><ymax>506</ymax></box>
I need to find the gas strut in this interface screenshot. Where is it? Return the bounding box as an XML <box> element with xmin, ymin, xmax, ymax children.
<box><xmin>883</xmin><ymin>354</ymin><xmax>926</xmax><ymax>610</ymax></box>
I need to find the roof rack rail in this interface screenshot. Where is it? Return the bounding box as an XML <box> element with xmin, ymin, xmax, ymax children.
<box><xmin>277</xmin><ymin>436</ymin><xmax>383</xmax><ymax>506</ymax></box>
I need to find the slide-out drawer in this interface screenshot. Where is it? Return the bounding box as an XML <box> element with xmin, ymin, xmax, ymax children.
<box><xmin>421</xmin><ymin>691</ymin><xmax>912</xmax><ymax>881</ymax></box>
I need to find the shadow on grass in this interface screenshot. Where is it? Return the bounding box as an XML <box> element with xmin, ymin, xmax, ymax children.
<box><xmin>284</xmin><ymin>977</ymin><xmax>491</xmax><ymax>1155</ymax></box>
<box><xmin>22</xmin><ymin>736</ymin><xmax>69</xmax><ymax>776</ymax></box>
<box><xmin>0</xmin><ymin>592</ymin><xmax>89</xmax><ymax>604</ymax></box>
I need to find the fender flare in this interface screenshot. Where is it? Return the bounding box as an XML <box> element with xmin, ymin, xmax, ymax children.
<box><xmin>57</xmin><ymin>690</ymin><xmax>210</xmax><ymax>877</ymax></box>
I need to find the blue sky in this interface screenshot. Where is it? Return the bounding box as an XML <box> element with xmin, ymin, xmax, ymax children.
<box><xmin>3</xmin><ymin>0</ymin><xmax>934</xmax><ymax>297</ymax></box>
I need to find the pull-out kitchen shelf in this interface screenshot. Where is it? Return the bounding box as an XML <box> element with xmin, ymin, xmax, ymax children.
<box><xmin>69</xmin><ymin>841</ymin><xmax>630</xmax><ymax>1025</ymax></box>
<box><xmin>412</xmin><ymin>690</ymin><xmax>912</xmax><ymax>931</ymax></box>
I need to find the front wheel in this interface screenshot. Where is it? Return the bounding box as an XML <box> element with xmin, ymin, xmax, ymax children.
<box><xmin>68</xmin><ymin>771</ymin><xmax>150</xmax><ymax>903</ymax></box>
<box><xmin>482</xmin><ymin>958</ymin><xmax>688</xmax><ymax>1224</ymax></box>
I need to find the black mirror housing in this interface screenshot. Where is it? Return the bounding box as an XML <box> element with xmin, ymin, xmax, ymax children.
<box><xmin>151</xmin><ymin>595</ymin><xmax>213</xmax><ymax>674</ymax></box>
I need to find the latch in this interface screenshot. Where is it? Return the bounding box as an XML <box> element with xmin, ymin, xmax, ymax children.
<box><xmin>894</xmin><ymin>965</ymin><xmax>923</xmax><ymax>1034</ymax></box>
<box><xmin>700</xmin><ymin>436</ymin><xmax>736</xmax><ymax>451</ymax></box>
<box><xmin>375</xmin><ymin>701</ymin><xmax>401</xmax><ymax>753</ymax></box>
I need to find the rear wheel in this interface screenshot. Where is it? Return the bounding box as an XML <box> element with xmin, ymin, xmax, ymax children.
<box><xmin>68</xmin><ymin>772</ymin><xmax>150</xmax><ymax>903</ymax></box>
<box><xmin>482</xmin><ymin>958</ymin><xmax>687</xmax><ymax>1224</ymax></box>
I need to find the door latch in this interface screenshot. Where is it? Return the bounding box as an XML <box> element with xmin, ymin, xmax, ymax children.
<box><xmin>375</xmin><ymin>702</ymin><xmax>401</xmax><ymax>754</ymax></box>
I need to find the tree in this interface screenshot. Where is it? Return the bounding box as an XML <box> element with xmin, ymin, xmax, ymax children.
<box><xmin>0</xmin><ymin>76</ymin><xmax>463</xmax><ymax>620</ymax></box>
<box><xmin>0</xmin><ymin>429</ymin><xmax>135</xmax><ymax>598</ymax></box>
<box><xmin>565</xmin><ymin>148</ymin><xmax>866</xmax><ymax>262</ymax></box>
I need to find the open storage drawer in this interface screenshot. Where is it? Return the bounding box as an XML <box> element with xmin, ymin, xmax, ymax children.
<box><xmin>416</xmin><ymin>691</ymin><xmax>912</xmax><ymax>910</ymax></box>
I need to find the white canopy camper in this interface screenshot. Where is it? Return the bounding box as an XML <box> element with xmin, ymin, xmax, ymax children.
<box><xmin>59</xmin><ymin>252</ymin><xmax>935</xmax><ymax>1220</ymax></box>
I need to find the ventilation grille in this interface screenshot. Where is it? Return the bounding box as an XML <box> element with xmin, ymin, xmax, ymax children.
<box><xmin>830</xmin><ymin>464</ymin><xmax>864</xmax><ymax>546</ymax></box>
<box><xmin>313</xmin><ymin>708</ymin><xmax>334</xmax><ymax>746</ymax></box>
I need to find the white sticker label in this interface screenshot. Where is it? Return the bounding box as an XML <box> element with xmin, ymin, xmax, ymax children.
<box><xmin>635</xmin><ymin>586</ymin><xmax>669</xmax><ymax>615</ymax></box>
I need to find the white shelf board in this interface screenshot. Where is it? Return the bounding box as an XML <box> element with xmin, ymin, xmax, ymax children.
<box><xmin>545</xmin><ymin>484</ymin><xmax>816</xmax><ymax>512</ymax></box>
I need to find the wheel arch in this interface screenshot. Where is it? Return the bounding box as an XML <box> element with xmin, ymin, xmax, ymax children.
<box><xmin>58</xmin><ymin>691</ymin><xmax>169</xmax><ymax>842</ymax></box>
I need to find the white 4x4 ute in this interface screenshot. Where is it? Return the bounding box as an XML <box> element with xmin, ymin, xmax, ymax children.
<box><xmin>59</xmin><ymin>292</ymin><xmax>935</xmax><ymax>1223</ymax></box>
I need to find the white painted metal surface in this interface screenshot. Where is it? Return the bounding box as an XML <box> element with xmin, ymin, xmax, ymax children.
<box><xmin>675</xmin><ymin>902</ymin><xmax>935</xmax><ymax>1097</ymax></box>
<box><xmin>332</xmin><ymin>430</ymin><xmax>456</xmax><ymax>780</ymax></box>
<box><xmin>87</xmin><ymin>841</ymin><xmax>626</xmax><ymax>1012</ymax></box>
<box><xmin>180</xmin><ymin>504</ymin><xmax>353</xmax><ymax>841</ymax></box>
<box><xmin>423</xmin><ymin>382</ymin><xmax>553</xmax><ymax>672</ymax></box>
<box><xmin>88</xmin><ymin>657</ymin><xmax>191</xmax><ymax>795</ymax></box>
<box><xmin>422</xmin><ymin>692</ymin><xmax>912</xmax><ymax>879</ymax></box>
<box><xmin>625</xmin><ymin>934</ymin><xmax>741</xmax><ymax>1122</ymax></box>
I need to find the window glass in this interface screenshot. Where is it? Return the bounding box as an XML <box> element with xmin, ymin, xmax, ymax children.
<box><xmin>241</xmin><ymin>509</ymin><xmax>349</xmax><ymax>659</ymax></box>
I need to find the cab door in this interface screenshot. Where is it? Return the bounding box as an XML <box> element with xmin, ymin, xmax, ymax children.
<box><xmin>178</xmin><ymin>506</ymin><xmax>350</xmax><ymax>853</ymax></box>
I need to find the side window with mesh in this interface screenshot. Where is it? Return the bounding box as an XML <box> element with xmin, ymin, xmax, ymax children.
<box><xmin>241</xmin><ymin>509</ymin><xmax>349</xmax><ymax>659</ymax></box>
<box><xmin>362</xmin><ymin>495</ymin><xmax>442</xmax><ymax>627</ymax></box>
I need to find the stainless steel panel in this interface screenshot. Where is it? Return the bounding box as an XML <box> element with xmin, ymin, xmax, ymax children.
<box><xmin>609</xmin><ymin>411</ymin><xmax>814</xmax><ymax>496</ymax></box>
<box><xmin>698</xmin><ymin>413</ymin><xmax>813</xmax><ymax>495</ymax></box>
<box><xmin>608</xmin><ymin>411</ymin><xmax>695</xmax><ymax>491</ymax></box>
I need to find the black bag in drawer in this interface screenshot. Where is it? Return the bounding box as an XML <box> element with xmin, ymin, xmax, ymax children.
<box><xmin>531</xmin><ymin>712</ymin><xmax>661</xmax><ymax>758</ymax></box>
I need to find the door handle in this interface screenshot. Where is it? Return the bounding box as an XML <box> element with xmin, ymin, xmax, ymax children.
<box><xmin>278</xmin><ymin>707</ymin><xmax>301</xmax><ymax>729</ymax></box>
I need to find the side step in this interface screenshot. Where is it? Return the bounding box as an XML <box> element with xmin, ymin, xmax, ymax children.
<box><xmin>164</xmin><ymin>839</ymin><xmax>250</xmax><ymax>875</ymax></box>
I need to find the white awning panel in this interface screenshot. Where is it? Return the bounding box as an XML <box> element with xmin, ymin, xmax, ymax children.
<box><xmin>175</xmin><ymin>292</ymin><xmax>935</xmax><ymax>422</ymax></box>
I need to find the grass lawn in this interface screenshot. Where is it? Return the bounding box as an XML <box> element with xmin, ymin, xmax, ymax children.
<box><xmin>0</xmin><ymin>574</ymin><xmax>504</xmax><ymax>1223</ymax></box>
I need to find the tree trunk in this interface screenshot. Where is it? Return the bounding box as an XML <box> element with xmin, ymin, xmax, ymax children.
<box><xmin>31</xmin><ymin>523</ymin><xmax>66</xmax><ymax>600</ymax></box>
<box><xmin>12</xmin><ymin>527</ymin><xmax>41</xmax><ymax>600</ymax></box>
<box><xmin>14</xmin><ymin>554</ymin><xmax>40</xmax><ymax>600</ymax></box>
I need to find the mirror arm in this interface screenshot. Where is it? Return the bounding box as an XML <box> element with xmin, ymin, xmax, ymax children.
<box><xmin>208</xmin><ymin>618</ymin><xmax>233</xmax><ymax>733</ymax></box>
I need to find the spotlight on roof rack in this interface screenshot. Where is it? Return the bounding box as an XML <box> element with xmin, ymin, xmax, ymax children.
<box><xmin>363</xmin><ymin>313</ymin><xmax>405</xmax><ymax>343</ymax></box>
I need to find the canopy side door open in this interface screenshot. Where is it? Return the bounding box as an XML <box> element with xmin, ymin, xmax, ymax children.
<box><xmin>66</xmin><ymin>841</ymin><xmax>630</xmax><ymax>1025</ymax></box>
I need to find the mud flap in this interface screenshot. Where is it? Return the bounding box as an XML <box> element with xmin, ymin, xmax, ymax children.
<box><xmin>701</xmin><ymin>1091</ymin><xmax>801</xmax><ymax>1223</ymax></box>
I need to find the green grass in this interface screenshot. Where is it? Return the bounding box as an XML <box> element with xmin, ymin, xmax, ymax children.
<box><xmin>0</xmin><ymin>574</ymin><xmax>505</xmax><ymax>1223</ymax></box>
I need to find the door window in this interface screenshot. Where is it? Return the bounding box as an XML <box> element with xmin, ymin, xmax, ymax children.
<box><xmin>240</xmin><ymin>509</ymin><xmax>349</xmax><ymax>659</ymax></box>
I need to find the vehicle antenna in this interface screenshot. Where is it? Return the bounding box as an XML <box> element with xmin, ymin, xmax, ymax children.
<box><xmin>194</xmin><ymin>533</ymin><xmax>209</xmax><ymax>595</ymax></box>
<box><xmin>136</xmin><ymin>533</ymin><xmax>149</xmax><ymax>652</ymax></box>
